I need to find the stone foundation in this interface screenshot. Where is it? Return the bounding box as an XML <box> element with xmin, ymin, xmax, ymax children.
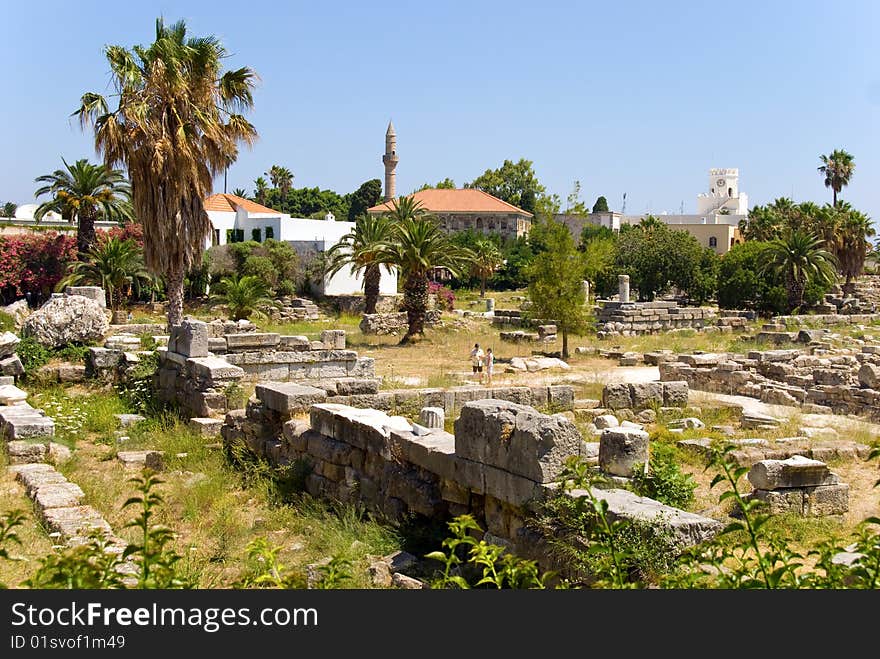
<box><xmin>596</xmin><ymin>300</ymin><xmax>749</xmax><ymax>337</ymax></box>
<box><xmin>359</xmin><ymin>311</ymin><xmax>441</xmax><ymax>335</ymax></box>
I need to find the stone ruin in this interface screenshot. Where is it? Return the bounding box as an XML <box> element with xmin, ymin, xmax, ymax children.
<box><xmin>745</xmin><ymin>456</ymin><xmax>848</xmax><ymax>517</ymax></box>
<box><xmin>658</xmin><ymin>346</ymin><xmax>880</xmax><ymax>421</ymax></box>
<box><xmin>359</xmin><ymin>310</ymin><xmax>441</xmax><ymax>336</ymax></box>
<box><xmin>221</xmin><ymin>390</ymin><xmax>722</xmax><ymax>564</ymax></box>
<box><xmin>263</xmin><ymin>297</ymin><xmax>322</xmax><ymax>323</ymax></box>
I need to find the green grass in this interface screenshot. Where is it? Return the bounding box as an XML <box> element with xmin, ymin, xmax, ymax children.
<box><xmin>29</xmin><ymin>385</ymin><xmax>131</xmax><ymax>446</ymax></box>
<box><xmin>258</xmin><ymin>312</ymin><xmax>362</xmax><ymax>339</ymax></box>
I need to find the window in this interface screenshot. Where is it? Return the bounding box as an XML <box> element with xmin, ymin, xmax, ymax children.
<box><xmin>227</xmin><ymin>228</ymin><xmax>245</xmax><ymax>243</ymax></box>
<box><xmin>265</xmin><ymin>226</ymin><xmax>274</xmax><ymax>240</ymax></box>
<box><xmin>709</xmin><ymin>236</ymin><xmax>717</xmax><ymax>248</ymax></box>
<box><xmin>225</xmin><ymin>229</ymin><xmax>233</xmax><ymax>244</ymax></box>
<box><xmin>252</xmin><ymin>228</ymin><xmax>261</xmax><ymax>242</ymax></box>
<box><xmin>728</xmin><ymin>187</ymin><xmax>733</xmax><ymax>197</ymax></box>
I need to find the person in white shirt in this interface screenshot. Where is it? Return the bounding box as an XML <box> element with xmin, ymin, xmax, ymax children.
<box><xmin>469</xmin><ymin>343</ymin><xmax>485</xmax><ymax>384</ymax></box>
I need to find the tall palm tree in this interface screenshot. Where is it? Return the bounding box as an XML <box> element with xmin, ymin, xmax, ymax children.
<box><xmin>75</xmin><ymin>18</ymin><xmax>258</xmax><ymax>328</ymax></box>
<box><xmin>828</xmin><ymin>203</ymin><xmax>874</xmax><ymax>288</ymax></box>
<box><xmin>34</xmin><ymin>158</ymin><xmax>131</xmax><ymax>255</ymax></box>
<box><xmin>471</xmin><ymin>239</ymin><xmax>503</xmax><ymax>297</ymax></box>
<box><xmin>818</xmin><ymin>149</ymin><xmax>855</xmax><ymax>207</ymax></box>
<box><xmin>761</xmin><ymin>231</ymin><xmax>837</xmax><ymax>312</ymax></box>
<box><xmin>58</xmin><ymin>237</ymin><xmax>153</xmax><ymax>310</ymax></box>
<box><xmin>231</xmin><ymin>187</ymin><xmax>247</xmax><ymax>198</ymax></box>
<box><xmin>277</xmin><ymin>166</ymin><xmax>293</xmax><ymax>197</ymax></box>
<box><xmin>326</xmin><ymin>213</ymin><xmax>394</xmax><ymax>314</ymax></box>
<box><xmin>254</xmin><ymin>177</ymin><xmax>269</xmax><ymax>205</ymax></box>
<box><xmin>266</xmin><ymin>165</ymin><xmax>282</xmax><ymax>189</ymax></box>
<box><xmin>378</xmin><ymin>199</ymin><xmax>472</xmax><ymax>342</ymax></box>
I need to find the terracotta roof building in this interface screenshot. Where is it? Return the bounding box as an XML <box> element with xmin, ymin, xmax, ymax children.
<box><xmin>368</xmin><ymin>188</ymin><xmax>532</xmax><ymax>239</ymax></box>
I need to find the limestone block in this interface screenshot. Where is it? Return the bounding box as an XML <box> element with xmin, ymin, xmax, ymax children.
<box><xmin>419</xmin><ymin>406</ymin><xmax>445</xmax><ymax>429</ymax></box>
<box><xmin>804</xmin><ymin>483</ymin><xmax>849</xmax><ymax>516</ymax></box>
<box><xmin>226</xmin><ymin>333</ymin><xmax>281</xmax><ymax>351</ymax></box>
<box><xmin>58</xmin><ymin>364</ymin><xmax>86</xmax><ymax>382</ymax></box>
<box><xmin>858</xmin><ymin>363</ymin><xmax>880</xmax><ymax>389</ymax></box>
<box><xmin>453</xmin><ymin>400</ymin><xmax>582</xmax><ymax>483</ymax></box>
<box><xmin>173</xmin><ymin>319</ymin><xmax>209</xmax><ymax>358</ymax></box>
<box><xmin>629</xmin><ymin>382</ymin><xmax>664</xmax><ymax>410</ymax></box>
<box><xmin>6</xmin><ymin>440</ymin><xmax>48</xmax><ymax>464</ymax></box>
<box><xmin>593</xmin><ymin>414</ymin><xmax>619</xmax><ymax>430</ymax></box>
<box><xmin>14</xmin><ymin>464</ymin><xmax>67</xmax><ymax>496</ymax></box>
<box><xmin>0</xmin><ymin>384</ymin><xmax>27</xmax><ymax>405</ymax></box>
<box><xmin>320</xmin><ymin>329</ymin><xmax>346</xmax><ymax>350</ymax></box>
<box><xmin>598</xmin><ymin>427</ymin><xmax>650</xmax><ymax>477</ymax></box>
<box><xmin>602</xmin><ymin>383</ymin><xmax>632</xmax><ymax>410</ymax></box>
<box><xmin>748</xmin><ymin>455</ymin><xmax>835</xmax><ymax>490</ymax></box>
<box><xmin>186</xmin><ymin>357</ymin><xmax>245</xmax><ymax>384</ymax></box>
<box><xmin>0</xmin><ymin>354</ymin><xmax>24</xmax><ymax>376</ymax></box>
<box><xmin>662</xmin><ymin>381</ymin><xmax>689</xmax><ymax>407</ymax></box>
<box><xmin>66</xmin><ymin>285</ymin><xmax>106</xmax><ymax>307</ymax></box>
<box><xmin>42</xmin><ymin>505</ymin><xmax>113</xmax><ymax>541</ymax></box>
<box><xmin>0</xmin><ymin>331</ymin><xmax>20</xmax><ymax>358</ymax></box>
<box><xmin>208</xmin><ymin>337</ymin><xmax>227</xmax><ymax>354</ymax></box>
<box><xmin>188</xmin><ymin>417</ymin><xmax>223</xmax><ymax>437</ymax></box>
<box><xmin>33</xmin><ymin>482</ymin><xmax>85</xmax><ymax>511</ymax></box>
<box><xmin>482</xmin><ymin>463</ymin><xmax>543</xmax><ymax>506</ymax></box>
<box><xmin>279</xmin><ymin>335</ymin><xmax>311</xmax><ymax>351</ymax></box>
<box><xmin>570</xmin><ymin>487</ymin><xmax>722</xmax><ymax>547</ymax></box>
<box><xmin>547</xmin><ymin>385</ymin><xmax>575</xmax><ymax>409</ymax></box>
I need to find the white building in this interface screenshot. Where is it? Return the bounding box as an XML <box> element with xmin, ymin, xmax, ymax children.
<box><xmin>204</xmin><ymin>193</ymin><xmax>398</xmax><ymax>297</ymax></box>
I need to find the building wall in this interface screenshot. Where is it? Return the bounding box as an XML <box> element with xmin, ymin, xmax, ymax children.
<box><xmin>433</xmin><ymin>212</ymin><xmax>530</xmax><ymax>238</ymax></box>
<box><xmin>673</xmin><ymin>224</ymin><xmax>740</xmax><ymax>254</ymax></box>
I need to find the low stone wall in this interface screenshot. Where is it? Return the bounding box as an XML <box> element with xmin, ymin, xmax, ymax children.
<box><xmin>596</xmin><ymin>301</ymin><xmax>748</xmax><ymax>337</ymax></box>
<box><xmin>658</xmin><ymin>347</ymin><xmax>880</xmax><ymax>421</ymax></box>
<box><xmin>601</xmin><ymin>381</ymin><xmax>689</xmax><ymax>411</ymax></box>
<box><xmin>264</xmin><ymin>297</ymin><xmax>322</xmax><ymax>323</ymax></box>
<box><xmin>359</xmin><ymin>311</ymin><xmax>441</xmax><ymax>336</ymax></box>
<box><xmin>771</xmin><ymin>313</ymin><xmax>880</xmax><ymax>326</ymax></box>
<box><xmin>221</xmin><ymin>391</ymin><xmax>721</xmax><ymax>561</ymax></box>
<box><xmin>491</xmin><ymin>310</ymin><xmax>558</xmax><ymax>330</ymax></box>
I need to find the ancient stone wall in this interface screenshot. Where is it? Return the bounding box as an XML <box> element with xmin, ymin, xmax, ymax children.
<box><xmin>359</xmin><ymin>311</ymin><xmax>441</xmax><ymax>336</ymax></box>
<box><xmin>221</xmin><ymin>389</ymin><xmax>721</xmax><ymax>559</ymax></box>
<box><xmin>329</xmin><ymin>294</ymin><xmax>401</xmax><ymax>315</ymax></box>
<box><xmin>596</xmin><ymin>301</ymin><xmax>749</xmax><ymax>337</ymax></box>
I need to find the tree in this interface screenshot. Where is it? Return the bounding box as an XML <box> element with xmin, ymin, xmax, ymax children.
<box><xmin>2</xmin><ymin>202</ymin><xmax>16</xmax><ymax>218</ymax></box>
<box><xmin>76</xmin><ymin>18</ymin><xmax>258</xmax><ymax>328</ymax></box>
<box><xmin>828</xmin><ymin>203</ymin><xmax>874</xmax><ymax>287</ymax></box>
<box><xmin>378</xmin><ymin>198</ymin><xmax>471</xmax><ymax>342</ymax></box>
<box><xmin>717</xmin><ymin>241</ymin><xmax>785</xmax><ymax>314</ymax></box>
<box><xmin>254</xmin><ymin>177</ymin><xmax>269</xmax><ymax>205</ymax></box>
<box><xmin>565</xmin><ymin>180</ymin><xmax>588</xmax><ymax>215</ymax></box>
<box><xmin>580</xmin><ymin>227</ymin><xmax>618</xmax><ymax>298</ymax></box>
<box><xmin>527</xmin><ymin>220</ymin><xmax>589</xmax><ymax>359</ymax></box>
<box><xmin>326</xmin><ymin>213</ymin><xmax>394</xmax><ymax>314</ymax></box>
<box><xmin>231</xmin><ymin>187</ymin><xmax>247</xmax><ymax>198</ymax></box>
<box><xmin>471</xmin><ymin>239</ymin><xmax>503</xmax><ymax>297</ymax></box>
<box><xmin>58</xmin><ymin>237</ymin><xmax>152</xmax><ymax>310</ymax></box>
<box><xmin>34</xmin><ymin>158</ymin><xmax>131</xmax><ymax>256</ymax></box>
<box><xmin>209</xmin><ymin>274</ymin><xmax>274</xmax><ymax>320</ymax></box>
<box><xmin>466</xmin><ymin>159</ymin><xmax>547</xmax><ymax>214</ymax></box>
<box><xmin>347</xmin><ymin>179</ymin><xmax>382</xmax><ymax>221</ymax></box>
<box><xmin>266</xmin><ymin>165</ymin><xmax>293</xmax><ymax>197</ymax></box>
<box><xmin>818</xmin><ymin>149</ymin><xmax>855</xmax><ymax>207</ymax></box>
<box><xmin>414</xmin><ymin>178</ymin><xmax>456</xmax><ymax>192</ymax></box>
<box><xmin>592</xmin><ymin>196</ymin><xmax>609</xmax><ymax>213</ymax></box>
<box><xmin>761</xmin><ymin>231</ymin><xmax>838</xmax><ymax>312</ymax></box>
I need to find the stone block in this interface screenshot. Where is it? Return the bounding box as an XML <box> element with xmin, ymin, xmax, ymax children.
<box><xmin>0</xmin><ymin>384</ymin><xmax>27</xmax><ymax>405</ymax></box>
<box><xmin>0</xmin><ymin>354</ymin><xmax>24</xmax><ymax>376</ymax></box>
<box><xmin>58</xmin><ymin>364</ymin><xmax>86</xmax><ymax>382</ymax></box>
<box><xmin>749</xmin><ymin>488</ymin><xmax>805</xmax><ymax>515</ymax></box>
<box><xmin>570</xmin><ymin>487</ymin><xmax>722</xmax><ymax>547</ymax></box>
<box><xmin>33</xmin><ymin>481</ymin><xmax>85</xmax><ymax>511</ymax></box>
<box><xmin>172</xmin><ymin>319</ymin><xmax>209</xmax><ymax>358</ymax></box>
<box><xmin>602</xmin><ymin>383</ymin><xmax>632</xmax><ymax>410</ymax></box>
<box><xmin>115</xmin><ymin>413</ymin><xmax>146</xmax><ymax>428</ymax></box>
<box><xmin>547</xmin><ymin>385</ymin><xmax>575</xmax><ymax>410</ymax></box>
<box><xmin>188</xmin><ymin>417</ymin><xmax>223</xmax><ymax>437</ymax></box>
<box><xmin>0</xmin><ymin>331</ymin><xmax>20</xmax><ymax>358</ymax></box>
<box><xmin>419</xmin><ymin>406</ymin><xmax>445</xmax><ymax>429</ymax></box>
<box><xmin>66</xmin><ymin>286</ymin><xmax>106</xmax><ymax>307</ymax></box>
<box><xmin>453</xmin><ymin>400</ymin><xmax>582</xmax><ymax>483</ymax></box>
<box><xmin>482</xmin><ymin>463</ymin><xmax>543</xmax><ymax>506</ymax></box>
<box><xmin>662</xmin><ymin>381</ymin><xmax>689</xmax><ymax>407</ymax></box>
<box><xmin>320</xmin><ymin>329</ymin><xmax>346</xmax><ymax>350</ymax></box>
<box><xmin>208</xmin><ymin>337</ymin><xmax>227</xmax><ymax>354</ymax></box>
<box><xmin>598</xmin><ymin>427</ymin><xmax>650</xmax><ymax>477</ymax></box>
<box><xmin>858</xmin><ymin>363</ymin><xmax>880</xmax><ymax>389</ymax></box>
<box><xmin>593</xmin><ymin>414</ymin><xmax>619</xmax><ymax>429</ymax></box>
<box><xmin>748</xmin><ymin>455</ymin><xmax>835</xmax><ymax>490</ymax></box>
<box><xmin>226</xmin><ymin>333</ymin><xmax>281</xmax><ymax>351</ymax></box>
<box><xmin>804</xmin><ymin>483</ymin><xmax>849</xmax><ymax>516</ymax></box>
<box><xmin>186</xmin><ymin>357</ymin><xmax>245</xmax><ymax>384</ymax></box>
<box><xmin>257</xmin><ymin>382</ymin><xmax>327</xmax><ymax>416</ymax></box>
<box><xmin>279</xmin><ymin>335</ymin><xmax>311</xmax><ymax>351</ymax></box>
<box><xmin>629</xmin><ymin>382</ymin><xmax>664</xmax><ymax>410</ymax></box>
<box><xmin>6</xmin><ymin>440</ymin><xmax>48</xmax><ymax>464</ymax></box>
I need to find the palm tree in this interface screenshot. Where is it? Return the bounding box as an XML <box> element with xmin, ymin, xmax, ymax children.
<box><xmin>2</xmin><ymin>202</ymin><xmax>16</xmax><ymax>218</ymax></box>
<box><xmin>34</xmin><ymin>158</ymin><xmax>131</xmax><ymax>255</ymax></box>
<box><xmin>75</xmin><ymin>18</ymin><xmax>258</xmax><ymax>328</ymax></box>
<box><xmin>827</xmin><ymin>203</ymin><xmax>874</xmax><ymax>288</ymax></box>
<box><xmin>254</xmin><ymin>177</ymin><xmax>269</xmax><ymax>205</ymax></box>
<box><xmin>209</xmin><ymin>274</ymin><xmax>274</xmax><ymax>320</ymax></box>
<box><xmin>638</xmin><ymin>215</ymin><xmax>664</xmax><ymax>233</ymax></box>
<box><xmin>378</xmin><ymin>199</ymin><xmax>472</xmax><ymax>342</ymax></box>
<box><xmin>325</xmin><ymin>213</ymin><xmax>394</xmax><ymax>314</ymax></box>
<box><xmin>471</xmin><ymin>239</ymin><xmax>503</xmax><ymax>297</ymax></box>
<box><xmin>58</xmin><ymin>237</ymin><xmax>153</xmax><ymax>310</ymax></box>
<box><xmin>818</xmin><ymin>149</ymin><xmax>855</xmax><ymax>207</ymax></box>
<box><xmin>231</xmin><ymin>187</ymin><xmax>247</xmax><ymax>198</ymax></box>
<box><xmin>277</xmin><ymin>166</ymin><xmax>293</xmax><ymax>197</ymax></box>
<box><xmin>761</xmin><ymin>231</ymin><xmax>838</xmax><ymax>312</ymax></box>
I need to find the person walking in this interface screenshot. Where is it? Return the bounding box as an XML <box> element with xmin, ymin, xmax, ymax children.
<box><xmin>485</xmin><ymin>347</ymin><xmax>494</xmax><ymax>386</ymax></box>
<box><xmin>470</xmin><ymin>343</ymin><xmax>484</xmax><ymax>384</ymax></box>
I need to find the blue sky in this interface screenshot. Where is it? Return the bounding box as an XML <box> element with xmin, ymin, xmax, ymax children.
<box><xmin>3</xmin><ymin>0</ymin><xmax>878</xmax><ymax>220</ymax></box>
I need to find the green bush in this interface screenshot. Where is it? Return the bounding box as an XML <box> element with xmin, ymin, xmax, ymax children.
<box><xmin>276</xmin><ymin>279</ymin><xmax>296</xmax><ymax>296</ymax></box>
<box><xmin>631</xmin><ymin>443</ymin><xmax>697</xmax><ymax>510</ymax></box>
<box><xmin>242</xmin><ymin>255</ymin><xmax>278</xmax><ymax>289</ymax></box>
<box><xmin>17</xmin><ymin>337</ymin><xmax>51</xmax><ymax>374</ymax></box>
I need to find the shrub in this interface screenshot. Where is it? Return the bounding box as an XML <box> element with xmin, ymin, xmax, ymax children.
<box><xmin>17</xmin><ymin>337</ymin><xmax>51</xmax><ymax>374</ymax></box>
<box><xmin>631</xmin><ymin>443</ymin><xmax>697</xmax><ymax>510</ymax></box>
<box><xmin>0</xmin><ymin>232</ymin><xmax>77</xmax><ymax>303</ymax></box>
<box><xmin>276</xmin><ymin>279</ymin><xmax>296</xmax><ymax>296</ymax></box>
<box><xmin>242</xmin><ymin>255</ymin><xmax>278</xmax><ymax>289</ymax></box>
<box><xmin>428</xmin><ymin>281</ymin><xmax>455</xmax><ymax>310</ymax></box>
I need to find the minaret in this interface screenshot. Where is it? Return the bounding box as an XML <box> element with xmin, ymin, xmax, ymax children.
<box><xmin>382</xmin><ymin>120</ymin><xmax>398</xmax><ymax>202</ymax></box>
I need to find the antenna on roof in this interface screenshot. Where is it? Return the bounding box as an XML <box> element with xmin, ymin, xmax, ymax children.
<box><xmin>622</xmin><ymin>192</ymin><xmax>626</xmax><ymax>215</ymax></box>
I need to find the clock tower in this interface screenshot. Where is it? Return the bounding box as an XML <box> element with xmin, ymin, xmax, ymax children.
<box><xmin>697</xmin><ymin>168</ymin><xmax>748</xmax><ymax>216</ymax></box>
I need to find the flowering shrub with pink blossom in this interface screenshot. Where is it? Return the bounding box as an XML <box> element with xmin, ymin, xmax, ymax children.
<box><xmin>428</xmin><ymin>281</ymin><xmax>455</xmax><ymax>311</ymax></box>
<box><xmin>0</xmin><ymin>232</ymin><xmax>77</xmax><ymax>302</ymax></box>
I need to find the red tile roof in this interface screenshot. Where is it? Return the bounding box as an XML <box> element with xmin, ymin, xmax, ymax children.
<box><xmin>368</xmin><ymin>188</ymin><xmax>533</xmax><ymax>217</ymax></box>
<box><xmin>204</xmin><ymin>193</ymin><xmax>280</xmax><ymax>214</ymax></box>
